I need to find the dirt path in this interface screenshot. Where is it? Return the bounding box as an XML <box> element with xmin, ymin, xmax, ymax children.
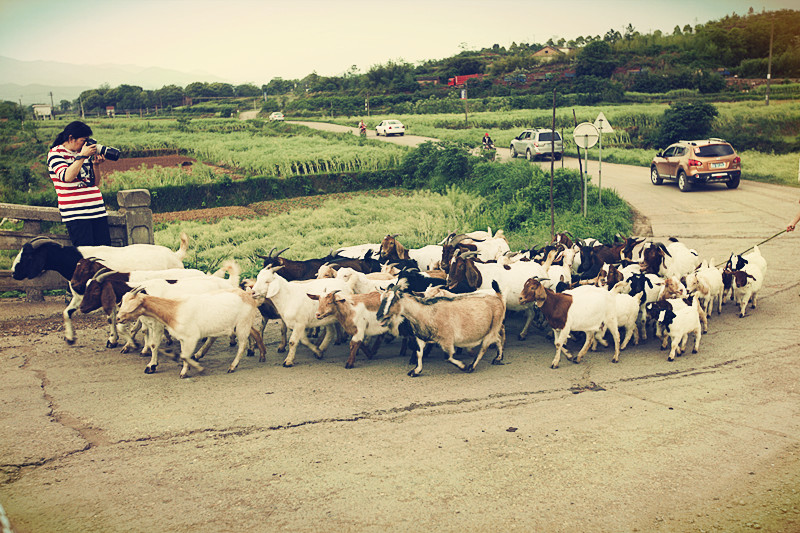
<box><xmin>2</xmin><ymin>158</ymin><xmax>800</xmax><ymax>532</ymax></box>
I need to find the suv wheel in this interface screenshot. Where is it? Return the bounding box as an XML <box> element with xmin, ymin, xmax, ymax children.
<box><xmin>650</xmin><ymin>167</ymin><xmax>663</xmax><ymax>185</ymax></box>
<box><xmin>526</xmin><ymin>149</ymin><xmax>534</xmax><ymax>161</ymax></box>
<box><xmin>510</xmin><ymin>145</ymin><xmax>517</xmax><ymax>158</ymax></box>
<box><xmin>677</xmin><ymin>171</ymin><xmax>692</xmax><ymax>192</ymax></box>
<box><xmin>726</xmin><ymin>176</ymin><xmax>740</xmax><ymax>189</ymax></box>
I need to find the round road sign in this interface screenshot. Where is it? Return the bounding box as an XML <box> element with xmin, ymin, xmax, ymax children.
<box><xmin>572</xmin><ymin>122</ymin><xmax>599</xmax><ymax>149</ymax></box>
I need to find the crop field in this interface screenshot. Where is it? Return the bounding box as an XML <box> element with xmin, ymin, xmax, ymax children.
<box><xmin>32</xmin><ymin>118</ymin><xmax>407</xmax><ymax>178</ymax></box>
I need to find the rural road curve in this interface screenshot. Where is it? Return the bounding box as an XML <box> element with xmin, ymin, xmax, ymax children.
<box><xmin>2</xmin><ymin>126</ymin><xmax>800</xmax><ymax>532</ymax></box>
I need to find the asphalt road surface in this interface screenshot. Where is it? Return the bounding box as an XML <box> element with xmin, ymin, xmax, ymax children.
<box><xmin>2</xmin><ymin>133</ymin><xmax>800</xmax><ymax>532</ymax></box>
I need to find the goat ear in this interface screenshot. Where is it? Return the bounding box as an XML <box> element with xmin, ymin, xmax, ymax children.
<box><xmin>101</xmin><ymin>283</ymin><xmax>116</xmax><ymax>315</ymax></box>
<box><xmin>395</xmin><ymin>241</ymin><xmax>408</xmax><ymax>260</ymax></box>
<box><xmin>465</xmin><ymin>262</ymin><xmax>481</xmax><ymax>288</ymax></box>
<box><xmin>266</xmin><ymin>281</ymin><xmax>280</xmax><ymax>299</ymax></box>
<box><xmin>307</xmin><ymin>293</ymin><xmax>320</xmax><ymax>301</ymax></box>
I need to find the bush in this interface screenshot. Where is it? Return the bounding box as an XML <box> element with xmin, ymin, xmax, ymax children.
<box><xmin>656</xmin><ymin>101</ymin><xmax>718</xmax><ymax>147</ymax></box>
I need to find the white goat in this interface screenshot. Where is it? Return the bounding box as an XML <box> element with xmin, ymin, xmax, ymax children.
<box><xmin>594</xmin><ymin>281</ymin><xmax>640</xmax><ymax>351</ymax></box>
<box><xmin>661</xmin><ymin>238</ymin><xmax>702</xmax><ymax>279</ymax></box>
<box><xmin>117</xmin><ymin>288</ymin><xmax>265</xmax><ymax>378</ymax></box>
<box><xmin>685</xmin><ymin>260</ymin><xmax>724</xmax><ymax>317</ymax></box>
<box><xmin>126</xmin><ymin>273</ymin><xmax>246</xmax><ymax>373</ymax></box>
<box><xmin>252</xmin><ymin>265</ymin><xmax>353</xmax><ymax>367</ymax></box>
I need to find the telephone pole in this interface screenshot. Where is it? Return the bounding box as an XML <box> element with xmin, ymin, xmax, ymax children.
<box><xmin>766</xmin><ymin>17</ymin><xmax>774</xmax><ymax>106</ymax></box>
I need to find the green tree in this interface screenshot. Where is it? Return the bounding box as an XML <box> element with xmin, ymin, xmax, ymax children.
<box><xmin>234</xmin><ymin>83</ymin><xmax>261</xmax><ymax>97</ymax></box>
<box><xmin>156</xmin><ymin>84</ymin><xmax>185</xmax><ymax>107</ymax></box>
<box><xmin>657</xmin><ymin>101</ymin><xmax>718</xmax><ymax>147</ymax></box>
<box><xmin>575</xmin><ymin>40</ymin><xmax>617</xmax><ymax>78</ymax></box>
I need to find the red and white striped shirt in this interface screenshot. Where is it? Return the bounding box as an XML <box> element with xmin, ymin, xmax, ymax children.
<box><xmin>48</xmin><ymin>145</ymin><xmax>107</xmax><ymax>223</ymax></box>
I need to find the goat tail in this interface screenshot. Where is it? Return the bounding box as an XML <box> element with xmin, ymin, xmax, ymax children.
<box><xmin>176</xmin><ymin>232</ymin><xmax>190</xmax><ymax>261</ymax></box>
<box><xmin>491</xmin><ymin>280</ymin><xmax>502</xmax><ymax>295</ymax></box>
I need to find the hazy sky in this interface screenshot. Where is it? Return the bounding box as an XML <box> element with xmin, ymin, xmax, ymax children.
<box><xmin>0</xmin><ymin>0</ymin><xmax>796</xmax><ymax>85</ymax></box>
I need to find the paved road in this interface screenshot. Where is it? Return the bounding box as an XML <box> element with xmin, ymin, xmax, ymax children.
<box><xmin>2</xmin><ymin>139</ymin><xmax>800</xmax><ymax>532</ymax></box>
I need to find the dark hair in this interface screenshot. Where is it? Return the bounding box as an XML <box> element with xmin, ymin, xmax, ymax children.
<box><xmin>51</xmin><ymin>121</ymin><xmax>93</xmax><ymax>148</ymax></box>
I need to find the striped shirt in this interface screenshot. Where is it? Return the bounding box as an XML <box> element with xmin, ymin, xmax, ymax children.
<box><xmin>48</xmin><ymin>145</ymin><xmax>108</xmax><ymax>223</ymax></box>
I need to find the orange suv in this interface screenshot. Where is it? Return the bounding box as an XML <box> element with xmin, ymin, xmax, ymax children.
<box><xmin>650</xmin><ymin>139</ymin><xmax>741</xmax><ymax>192</ymax></box>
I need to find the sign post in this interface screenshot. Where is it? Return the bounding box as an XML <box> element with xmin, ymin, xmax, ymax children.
<box><xmin>572</xmin><ymin>122</ymin><xmax>599</xmax><ymax>217</ymax></box>
<box><xmin>593</xmin><ymin>112</ymin><xmax>614</xmax><ymax>204</ymax></box>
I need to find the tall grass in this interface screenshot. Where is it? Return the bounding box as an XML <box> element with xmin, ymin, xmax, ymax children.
<box><xmin>154</xmin><ymin>189</ymin><xmax>486</xmax><ymax>276</ymax></box>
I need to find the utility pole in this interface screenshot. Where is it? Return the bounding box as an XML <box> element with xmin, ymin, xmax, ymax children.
<box><xmin>463</xmin><ymin>81</ymin><xmax>469</xmax><ymax>126</ymax></box>
<box><xmin>766</xmin><ymin>17</ymin><xmax>774</xmax><ymax>106</ymax></box>
<box><xmin>550</xmin><ymin>88</ymin><xmax>556</xmax><ymax>241</ymax></box>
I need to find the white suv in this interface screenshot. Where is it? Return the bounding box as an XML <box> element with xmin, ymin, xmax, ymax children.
<box><xmin>510</xmin><ymin>129</ymin><xmax>563</xmax><ymax>161</ymax></box>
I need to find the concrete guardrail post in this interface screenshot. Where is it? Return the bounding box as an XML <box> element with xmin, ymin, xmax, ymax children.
<box><xmin>116</xmin><ymin>189</ymin><xmax>154</xmax><ymax>245</ymax></box>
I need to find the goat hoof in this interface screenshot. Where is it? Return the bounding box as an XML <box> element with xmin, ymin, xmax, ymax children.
<box><xmin>692</xmin><ymin>349</ymin><xmax>698</xmax><ymax>354</ymax></box>
<box><xmin>144</xmin><ymin>365</ymin><xmax>157</xmax><ymax>374</ymax></box>
<box><xmin>258</xmin><ymin>356</ymin><xmax>266</xmax><ymax>363</ymax></box>
<box><xmin>550</xmin><ymin>364</ymin><xmax>559</xmax><ymax>369</ymax></box>
<box><xmin>106</xmin><ymin>341</ymin><xmax>118</xmax><ymax>349</ymax></box>
<box><xmin>277</xmin><ymin>347</ymin><xmax>286</xmax><ymax>353</ymax></box>
<box><xmin>345</xmin><ymin>363</ymin><xmax>355</xmax><ymax>369</ymax></box>
<box><xmin>65</xmin><ymin>338</ymin><xmax>76</xmax><ymax>345</ymax></box>
<box><xmin>283</xmin><ymin>362</ymin><xmax>294</xmax><ymax>368</ymax></box>
<box><xmin>227</xmin><ymin>368</ymin><xmax>235</xmax><ymax>373</ymax></box>
<box><xmin>517</xmin><ymin>334</ymin><xmax>526</xmax><ymax>341</ymax></box>
<box><xmin>246</xmin><ymin>349</ymin><xmax>254</xmax><ymax>358</ymax></box>
<box><xmin>407</xmin><ymin>370</ymin><xmax>421</xmax><ymax>377</ymax></box>
<box><xmin>491</xmin><ymin>359</ymin><xmax>504</xmax><ymax>365</ymax></box>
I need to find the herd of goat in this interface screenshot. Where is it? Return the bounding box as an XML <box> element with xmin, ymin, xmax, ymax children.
<box><xmin>10</xmin><ymin>228</ymin><xmax>767</xmax><ymax>377</ymax></box>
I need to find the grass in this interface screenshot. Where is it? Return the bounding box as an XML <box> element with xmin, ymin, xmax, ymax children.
<box><xmin>154</xmin><ymin>189</ymin><xmax>486</xmax><ymax>278</ymax></box>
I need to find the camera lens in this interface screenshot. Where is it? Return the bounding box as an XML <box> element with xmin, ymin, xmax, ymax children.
<box><xmin>103</xmin><ymin>147</ymin><xmax>121</xmax><ymax>161</ymax></box>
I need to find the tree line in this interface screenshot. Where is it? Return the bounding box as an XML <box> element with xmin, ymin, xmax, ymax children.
<box><xmin>5</xmin><ymin>8</ymin><xmax>799</xmax><ymax>116</ymax></box>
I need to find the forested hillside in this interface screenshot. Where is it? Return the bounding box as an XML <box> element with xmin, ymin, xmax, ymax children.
<box><xmin>2</xmin><ymin>8</ymin><xmax>797</xmax><ymax>118</ymax></box>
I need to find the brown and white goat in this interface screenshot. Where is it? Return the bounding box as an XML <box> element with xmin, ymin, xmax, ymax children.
<box><xmin>376</xmin><ymin>280</ymin><xmax>506</xmax><ymax>377</ymax></box>
<box><xmin>117</xmin><ymin>288</ymin><xmax>265</xmax><ymax>378</ymax></box>
<box><xmin>520</xmin><ymin>279</ymin><xmax>620</xmax><ymax>369</ymax></box>
<box><xmin>308</xmin><ymin>290</ymin><xmax>387</xmax><ymax>369</ymax></box>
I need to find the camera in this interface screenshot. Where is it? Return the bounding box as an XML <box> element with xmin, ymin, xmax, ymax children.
<box><xmin>85</xmin><ymin>138</ymin><xmax>121</xmax><ymax>161</ymax></box>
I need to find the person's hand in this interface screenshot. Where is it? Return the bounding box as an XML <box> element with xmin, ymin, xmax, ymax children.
<box><xmin>788</xmin><ymin>224</ymin><xmax>796</xmax><ymax>232</ymax></box>
<box><xmin>80</xmin><ymin>144</ymin><xmax>97</xmax><ymax>158</ymax></box>
<box><xmin>93</xmin><ymin>154</ymin><xmax>106</xmax><ymax>165</ymax></box>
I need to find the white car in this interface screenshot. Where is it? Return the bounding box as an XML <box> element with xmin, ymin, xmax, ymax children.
<box><xmin>376</xmin><ymin>119</ymin><xmax>405</xmax><ymax>136</ymax></box>
<box><xmin>269</xmin><ymin>112</ymin><xmax>285</xmax><ymax>122</ymax></box>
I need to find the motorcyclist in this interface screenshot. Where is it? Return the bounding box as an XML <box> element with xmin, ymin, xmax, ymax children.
<box><xmin>358</xmin><ymin>120</ymin><xmax>367</xmax><ymax>137</ymax></box>
<box><xmin>482</xmin><ymin>132</ymin><xmax>495</xmax><ymax>149</ymax></box>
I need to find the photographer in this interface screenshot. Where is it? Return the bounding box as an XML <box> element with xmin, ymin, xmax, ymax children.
<box><xmin>48</xmin><ymin>121</ymin><xmax>111</xmax><ymax>246</ymax></box>
<box><xmin>482</xmin><ymin>132</ymin><xmax>495</xmax><ymax>149</ymax></box>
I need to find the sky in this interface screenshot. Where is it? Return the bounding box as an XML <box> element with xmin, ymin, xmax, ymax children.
<box><xmin>0</xmin><ymin>0</ymin><xmax>797</xmax><ymax>86</ymax></box>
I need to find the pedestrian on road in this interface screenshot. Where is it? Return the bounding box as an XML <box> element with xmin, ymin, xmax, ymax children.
<box><xmin>786</xmin><ymin>198</ymin><xmax>800</xmax><ymax>232</ymax></box>
<box><xmin>48</xmin><ymin>120</ymin><xmax>111</xmax><ymax>246</ymax></box>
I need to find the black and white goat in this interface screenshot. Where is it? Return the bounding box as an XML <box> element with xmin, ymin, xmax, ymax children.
<box><xmin>11</xmin><ymin>234</ymin><xmax>189</xmax><ymax>345</ymax></box>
